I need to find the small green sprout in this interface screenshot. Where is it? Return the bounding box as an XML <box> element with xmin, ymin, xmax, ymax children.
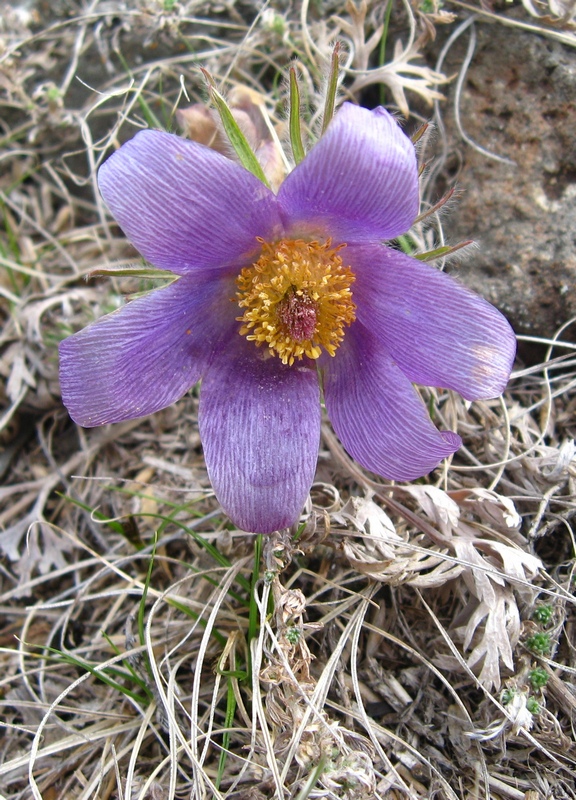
<box><xmin>46</xmin><ymin>86</ymin><xmax>62</xmax><ymax>103</ymax></box>
<box><xmin>263</xmin><ymin>570</ymin><xmax>276</xmax><ymax>585</ymax></box>
<box><xmin>285</xmin><ymin>626</ymin><xmax>301</xmax><ymax>645</ymax></box>
<box><xmin>528</xmin><ymin>667</ymin><xmax>549</xmax><ymax>691</ymax></box>
<box><xmin>163</xmin><ymin>0</ymin><xmax>177</xmax><ymax>10</ymax></box>
<box><xmin>501</xmin><ymin>688</ymin><xmax>515</xmax><ymax>705</ymax></box>
<box><xmin>526</xmin><ymin>697</ymin><xmax>540</xmax><ymax>714</ymax></box>
<box><xmin>526</xmin><ymin>632</ymin><xmax>552</xmax><ymax>656</ymax></box>
<box><xmin>532</xmin><ymin>604</ymin><xmax>553</xmax><ymax>626</ymax></box>
<box><xmin>264</xmin><ymin>12</ymin><xmax>286</xmax><ymax>37</ymax></box>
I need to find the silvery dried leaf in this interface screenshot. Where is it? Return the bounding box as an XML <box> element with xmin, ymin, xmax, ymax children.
<box><xmin>6</xmin><ymin>345</ymin><xmax>36</xmax><ymax>402</ymax></box>
<box><xmin>461</xmin><ymin>587</ymin><xmax>519</xmax><ymax>691</ymax></box>
<box><xmin>449</xmin><ymin>488</ymin><xmax>521</xmax><ymax>532</ymax></box>
<box><xmin>403</xmin><ymin>484</ymin><xmax>460</xmax><ymax>536</ymax></box>
<box><xmin>348</xmin><ymin>36</ymin><xmax>447</xmax><ymax>117</ymax></box>
<box><xmin>335</xmin><ymin>496</ymin><xmax>400</xmax><ymax>551</ymax></box>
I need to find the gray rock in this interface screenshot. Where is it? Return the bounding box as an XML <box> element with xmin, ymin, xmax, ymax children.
<box><xmin>431</xmin><ymin>23</ymin><xmax>576</xmax><ymax>340</ymax></box>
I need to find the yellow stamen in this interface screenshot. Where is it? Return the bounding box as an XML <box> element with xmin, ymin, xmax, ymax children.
<box><xmin>236</xmin><ymin>238</ymin><xmax>356</xmax><ymax>366</ymax></box>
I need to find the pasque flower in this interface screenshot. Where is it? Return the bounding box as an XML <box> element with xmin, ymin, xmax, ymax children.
<box><xmin>59</xmin><ymin>103</ymin><xmax>516</xmax><ymax>533</ymax></box>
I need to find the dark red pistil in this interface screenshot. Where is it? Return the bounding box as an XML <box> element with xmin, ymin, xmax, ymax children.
<box><xmin>277</xmin><ymin>288</ymin><xmax>318</xmax><ymax>342</ymax></box>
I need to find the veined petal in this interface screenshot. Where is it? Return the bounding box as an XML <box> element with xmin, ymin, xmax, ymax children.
<box><xmin>321</xmin><ymin>324</ymin><xmax>461</xmax><ymax>481</ymax></box>
<box><xmin>351</xmin><ymin>244</ymin><xmax>516</xmax><ymax>400</ymax></box>
<box><xmin>199</xmin><ymin>339</ymin><xmax>320</xmax><ymax>533</ymax></box>
<box><xmin>59</xmin><ymin>274</ymin><xmax>234</xmax><ymax>426</ymax></box>
<box><xmin>98</xmin><ymin>130</ymin><xmax>283</xmax><ymax>275</ymax></box>
<box><xmin>277</xmin><ymin>103</ymin><xmax>419</xmax><ymax>243</ymax></box>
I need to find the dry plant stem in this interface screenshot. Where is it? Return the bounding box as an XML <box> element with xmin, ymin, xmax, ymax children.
<box><xmin>528</xmin><ymin>484</ymin><xmax>564</xmax><ymax>539</ymax></box>
<box><xmin>445</xmin><ymin>0</ymin><xmax>576</xmax><ymax>45</ymax></box>
<box><xmin>430</xmin><ymin>15</ymin><xmax>516</xmax><ymax>168</ymax></box>
<box><xmin>339</xmin><ymin>615</ymin><xmax>472</xmax><ymax>798</ymax></box>
<box><xmin>345</xmin><ymin>584</ymin><xmax>455</xmax><ymax>800</ymax></box>
<box><xmin>452</xmin><ymin>18</ymin><xmax>517</xmax><ymax>166</ymax></box>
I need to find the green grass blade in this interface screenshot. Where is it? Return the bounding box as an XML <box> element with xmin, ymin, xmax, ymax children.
<box><xmin>167</xmin><ymin>598</ymin><xmax>228</xmax><ymax>646</ymax></box>
<box><xmin>136</xmin><ymin>532</ymin><xmax>158</xmax><ymax>675</ymax></box>
<box><xmin>34</xmin><ymin>645</ymin><xmax>151</xmax><ymax>704</ymax></box>
<box><xmin>116</xmin><ymin>50</ymin><xmax>164</xmax><ymax>130</ymax></box>
<box><xmin>294</xmin><ymin>755</ymin><xmax>327</xmax><ymax>800</ymax></box>
<box><xmin>289</xmin><ymin>68</ymin><xmax>306</xmax><ymax>165</ymax></box>
<box><xmin>57</xmin><ymin>492</ymin><xmax>125</xmax><ymax>534</ymax></box>
<box><xmin>215</xmin><ymin>678</ymin><xmax>237</xmax><ymax>789</ymax></box>
<box><xmin>293</xmin><ymin>521</ymin><xmax>307</xmax><ymax>542</ymax></box>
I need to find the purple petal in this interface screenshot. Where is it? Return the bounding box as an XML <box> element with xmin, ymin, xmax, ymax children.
<box><xmin>199</xmin><ymin>339</ymin><xmax>320</xmax><ymax>533</ymax></box>
<box><xmin>60</xmin><ymin>274</ymin><xmax>234</xmax><ymax>426</ymax></box>
<box><xmin>98</xmin><ymin>130</ymin><xmax>283</xmax><ymax>275</ymax></box>
<box><xmin>277</xmin><ymin>103</ymin><xmax>419</xmax><ymax>243</ymax></box>
<box><xmin>321</xmin><ymin>324</ymin><xmax>461</xmax><ymax>481</ymax></box>
<box><xmin>350</xmin><ymin>244</ymin><xmax>516</xmax><ymax>400</ymax></box>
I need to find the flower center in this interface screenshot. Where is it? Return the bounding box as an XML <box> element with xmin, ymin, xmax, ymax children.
<box><xmin>236</xmin><ymin>238</ymin><xmax>356</xmax><ymax>366</ymax></box>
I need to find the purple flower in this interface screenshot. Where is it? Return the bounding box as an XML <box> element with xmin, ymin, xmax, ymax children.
<box><xmin>59</xmin><ymin>103</ymin><xmax>516</xmax><ymax>533</ymax></box>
